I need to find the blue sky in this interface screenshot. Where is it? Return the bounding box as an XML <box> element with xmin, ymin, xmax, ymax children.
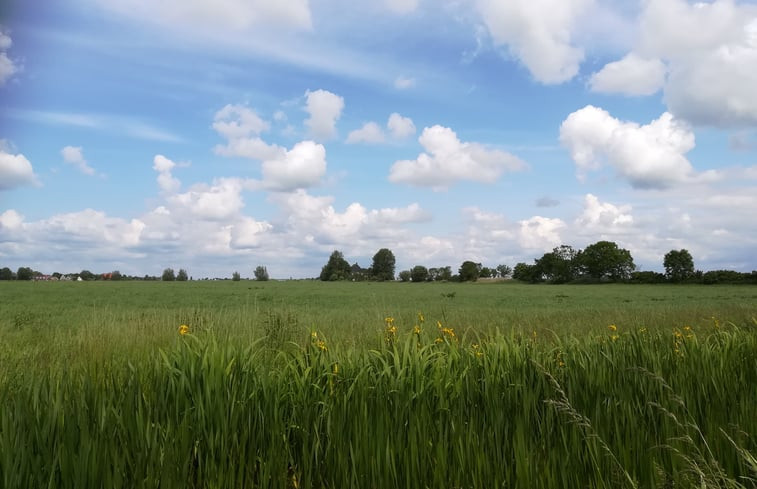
<box><xmin>1</xmin><ymin>0</ymin><xmax>756</xmax><ymax>278</ymax></box>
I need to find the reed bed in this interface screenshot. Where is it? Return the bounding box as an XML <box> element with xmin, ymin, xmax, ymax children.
<box><xmin>1</xmin><ymin>313</ymin><xmax>756</xmax><ymax>488</ymax></box>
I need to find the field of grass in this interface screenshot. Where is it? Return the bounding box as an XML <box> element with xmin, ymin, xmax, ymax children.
<box><xmin>1</xmin><ymin>281</ymin><xmax>756</xmax><ymax>488</ymax></box>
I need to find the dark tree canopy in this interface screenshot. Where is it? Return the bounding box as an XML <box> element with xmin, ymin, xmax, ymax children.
<box><xmin>458</xmin><ymin>261</ymin><xmax>482</xmax><ymax>282</ymax></box>
<box><xmin>512</xmin><ymin>262</ymin><xmax>540</xmax><ymax>283</ymax></box>
<box><xmin>398</xmin><ymin>270</ymin><xmax>411</xmax><ymax>282</ymax></box>
<box><xmin>232</xmin><ymin>271</ymin><xmax>241</xmax><ymax>281</ymax></box>
<box><xmin>16</xmin><ymin>267</ymin><xmax>33</xmax><ymax>281</ymax></box>
<box><xmin>664</xmin><ymin>249</ymin><xmax>695</xmax><ymax>282</ymax></box>
<box><xmin>496</xmin><ymin>264</ymin><xmax>512</xmax><ymax>279</ymax></box>
<box><xmin>536</xmin><ymin>245</ymin><xmax>580</xmax><ymax>283</ymax></box>
<box><xmin>177</xmin><ymin>269</ymin><xmax>188</xmax><ymax>281</ymax></box>
<box><xmin>254</xmin><ymin>266</ymin><xmax>270</xmax><ymax>281</ymax></box>
<box><xmin>162</xmin><ymin>268</ymin><xmax>176</xmax><ymax>281</ymax></box>
<box><xmin>371</xmin><ymin>248</ymin><xmax>396</xmax><ymax>281</ymax></box>
<box><xmin>410</xmin><ymin>265</ymin><xmax>429</xmax><ymax>282</ymax></box>
<box><xmin>320</xmin><ymin>250</ymin><xmax>352</xmax><ymax>281</ymax></box>
<box><xmin>578</xmin><ymin>241</ymin><xmax>635</xmax><ymax>281</ymax></box>
<box><xmin>0</xmin><ymin>267</ymin><xmax>14</xmax><ymax>280</ymax></box>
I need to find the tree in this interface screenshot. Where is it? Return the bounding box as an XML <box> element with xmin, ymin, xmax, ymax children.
<box><xmin>232</xmin><ymin>271</ymin><xmax>241</xmax><ymax>281</ymax></box>
<box><xmin>162</xmin><ymin>268</ymin><xmax>176</xmax><ymax>281</ymax></box>
<box><xmin>410</xmin><ymin>265</ymin><xmax>429</xmax><ymax>282</ymax></box>
<box><xmin>0</xmin><ymin>267</ymin><xmax>13</xmax><ymax>280</ymax></box>
<box><xmin>577</xmin><ymin>241</ymin><xmax>635</xmax><ymax>281</ymax></box>
<box><xmin>664</xmin><ymin>249</ymin><xmax>695</xmax><ymax>283</ymax></box>
<box><xmin>177</xmin><ymin>269</ymin><xmax>189</xmax><ymax>281</ymax></box>
<box><xmin>254</xmin><ymin>266</ymin><xmax>270</xmax><ymax>281</ymax></box>
<box><xmin>320</xmin><ymin>250</ymin><xmax>351</xmax><ymax>281</ymax></box>
<box><xmin>111</xmin><ymin>271</ymin><xmax>123</xmax><ymax>281</ymax></box>
<box><xmin>480</xmin><ymin>267</ymin><xmax>492</xmax><ymax>279</ymax></box>
<box><xmin>458</xmin><ymin>261</ymin><xmax>482</xmax><ymax>282</ymax></box>
<box><xmin>398</xmin><ymin>270</ymin><xmax>411</xmax><ymax>282</ymax></box>
<box><xmin>536</xmin><ymin>245</ymin><xmax>579</xmax><ymax>283</ymax></box>
<box><xmin>16</xmin><ymin>267</ymin><xmax>34</xmax><ymax>281</ymax></box>
<box><xmin>512</xmin><ymin>262</ymin><xmax>540</xmax><ymax>283</ymax></box>
<box><xmin>371</xmin><ymin>248</ymin><xmax>396</xmax><ymax>281</ymax></box>
<box><xmin>496</xmin><ymin>264</ymin><xmax>512</xmax><ymax>279</ymax></box>
<box><xmin>79</xmin><ymin>270</ymin><xmax>95</xmax><ymax>281</ymax></box>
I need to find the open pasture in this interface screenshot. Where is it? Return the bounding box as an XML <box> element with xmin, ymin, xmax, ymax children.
<box><xmin>1</xmin><ymin>281</ymin><xmax>756</xmax><ymax>488</ymax></box>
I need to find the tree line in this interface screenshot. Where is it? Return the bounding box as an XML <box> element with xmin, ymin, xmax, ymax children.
<box><xmin>318</xmin><ymin>243</ymin><xmax>757</xmax><ymax>285</ymax></box>
<box><xmin>0</xmin><ymin>265</ymin><xmax>272</xmax><ymax>282</ymax></box>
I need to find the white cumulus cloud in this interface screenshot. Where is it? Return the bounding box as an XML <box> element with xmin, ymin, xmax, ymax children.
<box><xmin>559</xmin><ymin>105</ymin><xmax>708</xmax><ymax>189</ymax></box>
<box><xmin>0</xmin><ymin>148</ymin><xmax>38</xmax><ymax>190</ymax></box>
<box><xmin>387</xmin><ymin>113</ymin><xmax>416</xmax><ymax>139</ymax></box>
<box><xmin>475</xmin><ymin>0</ymin><xmax>594</xmax><ymax>84</ymax></box>
<box><xmin>576</xmin><ymin>194</ymin><xmax>633</xmax><ymax>232</ymax></box>
<box><xmin>589</xmin><ymin>53</ymin><xmax>667</xmax><ymax>96</ymax></box>
<box><xmin>61</xmin><ymin>146</ymin><xmax>96</xmax><ymax>175</ymax></box>
<box><xmin>152</xmin><ymin>155</ymin><xmax>181</xmax><ymax>193</ymax></box>
<box><xmin>0</xmin><ymin>29</ymin><xmax>18</xmax><ymax>86</ymax></box>
<box><xmin>346</xmin><ymin>122</ymin><xmax>385</xmax><ymax>144</ymax></box>
<box><xmin>261</xmin><ymin>140</ymin><xmax>327</xmax><ymax>191</ymax></box>
<box><xmin>212</xmin><ymin>104</ymin><xmax>282</xmax><ymax>161</ymax></box>
<box><xmin>518</xmin><ymin>216</ymin><xmax>566</xmax><ymax>251</ymax></box>
<box><xmin>304</xmin><ymin>89</ymin><xmax>344</xmax><ymax>141</ymax></box>
<box><xmin>389</xmin><ymin>125</ymin><xmax>525</xmax><ymax>189</ymax></box>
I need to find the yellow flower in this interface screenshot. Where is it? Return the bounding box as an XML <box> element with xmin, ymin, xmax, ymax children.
<box><xmin>608</xmin><ymin>324</ymin><xmax>617</xmax><ymax>332</ymax></box>
<box><xmin>413</xmin><ymin>325</ymin><xmax>421</xmax><ymax>335</ymax></box>
<box><xmin>316</xmin><ymin>340</ymin><xmax>328</xmax><ymax>352</ymax></box>
<box><xmin>683</xmin><ymin>325</ymin><xmax>692</xmax><ymax>332</ymax></box>
<box><xmin>385</xmin><ymin>317</ymin><xmax>394</xmax><ymax>325</ymax></box>
<box><xmin>311</xmin><ymin>331</ymin><xmax>318</xmax><ymax>339</ymax></box>
<box><xmin>610</xmin><ymin>334</ymin><xmax>619</xmax><ymax>342</ymax></box>
<box><xmin>437</xmin><ymin>320</ymin><xmax>443</xmax><ymax>329</ymax></box>
<box><xmin>178</xmin><ymin>324</ymin><xmax>189</xmax><ymax>335</ymax></box>
<box><xmin>332</xmin><ymin>363</ymin><xmax>339</xmax><ymax>375</ymax></box>
<box><xmin>417</xmin><ymin>312</ymin><xmax>425</xmax><ymax>323</ymax></box>
<box><xmin>639</xmin><ymin>327</ymin><xmax>647</xmax><ymax>334</ymax></box>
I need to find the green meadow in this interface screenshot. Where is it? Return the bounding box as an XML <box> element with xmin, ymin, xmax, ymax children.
<box><xmin>1</xmin><ymin>281</ymin><xmax>756</xmax><ymax>488</ymax></box>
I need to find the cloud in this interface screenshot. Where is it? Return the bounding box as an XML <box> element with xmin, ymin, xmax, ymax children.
<box><xmin>304</xmin><ymin>89</ymin><xmax>344</xmax><ymax>141</ymax></box>
<box><xmin>559</xmin><ymin>105</ymin><xmax>714</xmax><ymax>189</ymax></box>
<box><xmin>212</xmin><ymin>104</ymin><xmax>282</xmax><ymax>160</ymax></box>
<box><xmin>61</xmin><ymin>146</ymin><xmax>96</xmax><ymax>176</ymax></box>
<box><xmin>387</xmin><ymin>113</ymin><xmax>416</xmax><ymax>139</ymax></box>
<box><xmin>518</xmin><ymin>216</ymin><xmax>566</xmax><ymax>251</ymax></box>
<box><xmin>591</xmin><ymin>0</ymin><xmax>757</xmax><ymax>127</ymax></box>
<box><xmin>261</xmin><ymin>140</ymin><xmax>327</xmax><ymax>191</ymax></box>
<box><xmin>0</xmin><ymin>148</ymin><xmax>39</xmax><ymax>190</ymax></box>
<box><xmin>394</xmin><ymin>76</ymin><xmax>416</xmax><ymax>89</ymax></box>
<box><xmin>346</xmin><ymin>113</ymin><xmax>415</xmax><ymax>144</ymax></box>
<box><xmin>588</xmin><ymin>53</ymin><xmax>667</xmax><ymax>96</ymax></box>
<box><xmin>152</xmin><ymin>155</ymin><xmax>181</xmax><ymax>193</ymax></box>
<box><xmin>389</xmin><ymin>125</ymin><xmax>526</xmax><ymax>189</ymax></box>
<box><xmin>168</xmin><ymin>177</ymin><xmax>252</xmax><ymax>221</ymax></box>
<box><xmin>346</xmin><ymin>122</ymin><xmax>385</xmax><ymax>144</ymax></box>
<box><xmin>536</xmin><ymin>197</ymin><xmax>560</xmax><ymax>208</ymax></box>
<box><xmin>89</xmin><ymin>0</ymin><xmax>311</xmax><ymax>32</ymax></box>
<box><xmin>475</xmin><ymin>0</ymin><xmax>593</xmax><ymax>84</ymax></box>
<box><xmin>385</xmin><ymin>0</ymin><xmax>419</xmax><ymax>15</ymax></box>
<box><xmin>0</xmin><ymin>29</ymin><xmax>18</xmax><ymax>86</ymax></box>
<box><xmin>575</xmin><ymin>193</ymin><xmax>633</xmax><ymax>232</ymax></box>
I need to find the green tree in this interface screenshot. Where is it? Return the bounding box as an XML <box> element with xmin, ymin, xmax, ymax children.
<box><xmin>512</xmin><ymin>262</ymin><xmax>540</xmax><ymax>283</ymax></box>
<box><xmin>254</xmin><ymin>266</ymin><xmax>270</xmax><ymax>281</ymax></box>
<box><xmin>536</xmin><ymin>245</ymin><xmax>579</xmax><ymax>283</ymax></box>
<box><xmin>398</xmin><ymin>270</ymin><xmax>411</xmax><ymax>282</ymax></box>
<box><xmin>16</xmin><ymin>267</ymin><xmax>34</xmax><ymax>280</ymax></box>
<box><xmin>162</xmin><ymin>268</ymin><xmax>176</xmax><ymax>281</ymax></box>
<box><xmin>177</xmin><ymin>269</ymin><xmax>188</xmax><ymax>281</ymax></box>
<box><xmin>232</xmin><ymin>271</ymin><xmax>241</xmax><ymax>281</ymax></box>
<box><xmin>320</xmin><ymin>250</ymin><xmax>352</xmax><ymax>281</ymax></box>
<box><xmin>577</xmin><ymin>241</ymin><xmax>635</xmax><ymax>281</ymax></box>
<box><xmin>371</xmin><ymin>248</ymin><xmax>396</xmax><ymax>281</ymax></box>
<box><xmin>79</xmin><ymin>270</ymin><xmax>95</xmax><ymax>281</ymax></box>
<box><xmin>480</xmin><ymin>267</ymin><xmax>492</xmax><ymax>278</ymax></box>
<box><xmin>111</xmin><ymin>271</ymin><xmax>123</xmax><ymax>281</ymax></box>
<box><xmin>496</xmin><ymin>264</ymin><xmax>512</xmax><ymax>279</ymax></box>
<box><xmin>663</xmin><ymin>249</ymin><xmax>695</xmax><ymax>283</ymax></box>
<box><xmin>410</xmin><ymin>265</ymin><xmax>429</xmax><ymax>282</ymax></box>
<box><xmin>458</xmin><ymin>261</ymin><xmax>482</xmax><ymax>282</ymax></box>
<box><xmin>0</xmin><ymin>267</ymin><xmax>13</xmax><ymax>280</ymax></box>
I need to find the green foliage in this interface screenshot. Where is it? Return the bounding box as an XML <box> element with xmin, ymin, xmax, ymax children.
<box><xmin>16</xmin><ymin>266</ymin><xmax>33</xmax><ymax>281</ymax></box>
<box><xmin>79</xmin><ymin>269</ymin><xmax>95</xmax><ymax>281</ymax></box>
<box><xmin>176</xmin><ymin>269</ymin><xmax>188</xmax><ymax>281</ymax></box>
<box><xmin>371</xmin><ymin>248</ymin><xmax>396</xmax><ymax>281</ymax></box>
<box><xmin>513</xmin><ymin>262</ymin><xmax>540</xmax><ymax>283</ymax></box>
<box><xmin>496</xmin><ymin>264</ymin><xmax>512</xmax><ymax>279</ymax></box>
<box><xmin>578</xmin><ymin>241</ymin><xmax>635</xmax><ymax>281</ymax></box>
<box><xmin>664</xmin><ymin>249</ymin><xmax>695</xmax><ymax>282</ymax></box>
<box><xmin>398</xmin><ymin>270</ymin><xmax>411</xmax><ymax>282</ymax></box>
<box><xmin>0</xmin><ymin>267</ymin><xmax>14</xmax><ymax>280</ymax></box>
<box><xmin>232</xmin><ymin>271</ymin><xmax>241</xmax><ymax>281</ymax></box>
<box><xmin>162</xmin><ymin>268</ymin><xmax>176</xmax><ymax>281</ymax></box>
<box><xmin>537</xmin><ymin>245</ymin><xmax>580</xmax><ymax>283</ymax></box>
<box><xmin>319</xmin><ymin>250</ymin><xmax>351</xmax><ymax>281</ymax></box>
<box><xmin>254</xmin><ymin>266</ymin><xmax>270</xmax><ymax>281</ymax></box>
<box><xmin>110</xmin><ymin>271</ymin><xmax>122</xmax><ymax>281</ymax></box>
<box><xmin>458</xmin><ymin>260</ymin><xmax>481</xmax><ymax>282</ymax></box>
<box><xmin>410</xmin><ymin>265</ymin><xmax>429</xmax><ymax>282</ymax></box>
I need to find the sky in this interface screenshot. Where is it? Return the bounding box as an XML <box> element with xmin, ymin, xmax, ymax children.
<box><xmin>1</xmin><ymin>0</ymin><xmax>757</xmax><ymax>279</ymax></box>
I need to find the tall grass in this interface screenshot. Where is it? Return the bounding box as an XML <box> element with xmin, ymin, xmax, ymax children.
<box><xmin>1</xmin><ymin>315</ymin><xmax>756</xmax><ymax>488</ymax></box>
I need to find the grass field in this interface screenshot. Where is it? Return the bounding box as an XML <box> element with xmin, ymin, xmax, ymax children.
<box><xmin>1</xmin><ymin>281</ymin><xmax>756</xmax><ymax>488</ymax></box>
